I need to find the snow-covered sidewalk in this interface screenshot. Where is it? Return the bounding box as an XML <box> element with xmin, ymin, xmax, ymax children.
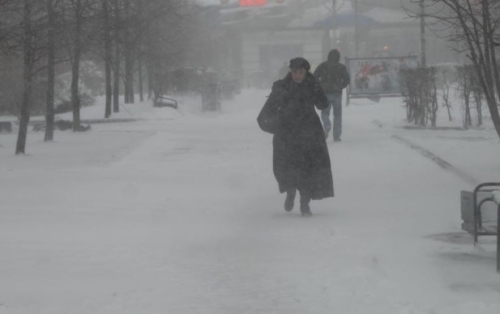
<box><xmin>0</xmin><ymin>91</ymin><xmax>499</xmax><ymax>314</ymax></box>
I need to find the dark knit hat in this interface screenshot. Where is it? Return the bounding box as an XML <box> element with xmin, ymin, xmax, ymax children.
<box><xmin>328</xmin><ymin>49</ymin><xmax>341</xmax><ymax>63</ymax></box>
<box><xmin>289</xmin><ymin>57</ymin><xmax>311</xmax><ymax>71</ymax></box>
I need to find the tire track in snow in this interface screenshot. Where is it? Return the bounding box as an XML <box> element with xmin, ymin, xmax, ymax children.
<box><xmin>392</xmin><ymin>135</ymin><xmax>479</xmax><ymax>186</ymax></box>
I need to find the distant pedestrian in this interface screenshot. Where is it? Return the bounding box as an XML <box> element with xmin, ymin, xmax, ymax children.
<box><xmin>314</xmin><ymin>49</ymin><xmax>350</xmax><ymax>141</ymax></box>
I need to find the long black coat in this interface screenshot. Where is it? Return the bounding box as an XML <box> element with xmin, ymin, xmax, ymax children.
<box><xmin>257</xmin><ymin>73</ymin><xmax>334</xmax><ymax>200</ymax></box>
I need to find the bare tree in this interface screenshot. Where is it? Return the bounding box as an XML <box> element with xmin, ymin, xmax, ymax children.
<box><xmin>457</xmin><ymin>65</ymin><xmax>473</xmax><ymax>128</ymax></box>
<box><xmin>428</xmin><ymin>67</ymin><xmax>438</xmax><ymax>127</ymax></box>
<box><xmin>0</xmin><ymin>1</ymin><xmax>23</xmax><ymax>116</ymax></box>
<box><xmin>70</xmin><ymin>0</ymin><xmax>85</xmax><ymax>131</ymax></box>
<box><xmin>400</xmin><ymin>67</ymin><xmax>438</xmax><ymax>126</ymax></box>
<box><xmin>123</xmin><ymin>0</ymin><xmax>133</xmax><ymax>104</ymax></box>
<box><xmin>441</xmin><ymin>70</ymin><xmax>453</xmax><ymax>121</ymax></box>
<box><xmin>113</xmin><ymin>0</ymin><xmax>120</xmax><ymax>112</ymax></box>
<box><xmin>405</xmin><ymin>0</ymin><xmax>500</xmax><ymax>138</ymax></box>
<box><xmin>2</xmin><ymin>0</ymin><xmax>71</xmax><ymax>149</ymax></box>
<box><xmin>138</xmin><ymin>47</ymin><xmax>144</xmax><ymax>102</ymax></box>
<box><xmin>0</xmin><ymin>1</ymin><xmax>15</xmax><ymax>52</ymax></box>
<box><xmin>470</xmin><ymin>64</ymin><xmax>483</xmax><ymax>126</ymax></box>
<box><xmin>44</xmin><ymin>0</ymin><xmax>56</xmax><ymax>141</ymax></box>
<box><xmin>16</xmin><ymin>0</ymin><xmax>35</xmax><ymax>154</ymax></box>
<box><xmin>1</xmin><ymin>0</ymin><xmax>199</xmax><ymax>154</ymax></box>
<box><xmin>142</xmin><ymin>0</ymin><xmax>197</xmax><ymax>99</ymax></box>
<box><xmin>103</xmin><ymin>0</ymin><xmax>112</xmax><ymax>118</ymax></box>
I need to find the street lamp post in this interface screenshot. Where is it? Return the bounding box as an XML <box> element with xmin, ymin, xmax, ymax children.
<box><xmin>354</xmin><ymin>0</ymin><xmax>358</xmax><ymax>57</ymax></box>
<box><xmin>332</xmin><ymin>0</ymin><xmax>337</xmax><ymax>49</ymax></box>
<box><xmin>420</xmin><ymin>0</ymin><xmax>426</xmax><ymax>67</ymax></box>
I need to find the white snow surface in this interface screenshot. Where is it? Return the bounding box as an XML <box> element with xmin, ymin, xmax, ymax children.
<box><xmin>0</xmin><ymin>91</ymin><xmax>499</xmax><ymax>314</ymax></box>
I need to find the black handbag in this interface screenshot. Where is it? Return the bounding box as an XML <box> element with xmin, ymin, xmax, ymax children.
<box><xmin>257</xmin><ymin>93</ymin><xmax>283</xmax><ymax>134</ymax></box>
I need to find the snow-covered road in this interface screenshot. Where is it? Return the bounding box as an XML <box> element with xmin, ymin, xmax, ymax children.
<box><xmin>0</xmin><ymin>91</ymin><xmax>499</xmax><ymax>313</ymax></box>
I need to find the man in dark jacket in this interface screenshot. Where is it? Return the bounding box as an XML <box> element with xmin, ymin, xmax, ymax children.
<box><xmin>313</xmin><ymin>49</ymin><xmax>350</xmax><ymax>141</ymax></box>
<box><xmin>257</xmin><ymin>57</ymin><xmax>334</xmax><ymax>216</ymax></box>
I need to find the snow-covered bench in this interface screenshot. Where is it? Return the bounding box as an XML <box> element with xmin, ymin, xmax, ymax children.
<box><xmin>153</xmin><ymin>95</ymin><xmax>178</xmax><ymax>109</ymax></box>
<box><xmin>461</xmin><ymin>183</ymin><xmax>500</xmax><ymax>273</ymax></box>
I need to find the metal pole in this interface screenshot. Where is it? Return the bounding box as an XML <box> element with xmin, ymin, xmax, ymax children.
<box><xmin>346</xmin><ymin>56</ymin><xmax>350</xmax><ymax>106</ymax></box>
<box><xmin>354</xmin><ymin>0</ymin><xmax>359</xmax><ymax>57</ymax></box>
<box><xmin>474</xmin><ymin>184</ymin><xmax>481</xmax><ymax>244</ymax></box>
<box><xmin>497</xmin><ymin>203</ymin><xmax>499</xmax><ymax>273</ymax></box>
<box><xmin>332</xmin><ymin>0</ymin><xmax>337</xmax><ymax>49</ymax></box>
<box><xmin>420</xmin><ymin>0</ymin><xmax>426</xmax><ymax>67</ymax></box>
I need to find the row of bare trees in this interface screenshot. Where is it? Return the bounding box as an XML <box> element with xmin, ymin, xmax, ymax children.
<box><xmin>400</xmin><ymin>65</ymin><xmax>483</xmax><ymax>128</ymax></box>
<box><xmin>399</xmin><ymin>67</ymin><xmax>439</xmax><ymax>127</ymax></box>
<box><xmin>405</xmin><ymin>0</ymin><xmax>500</xmax><ymax>139</ymax></box>
<box><xmin>0</xmin><ymin>0</ymin><xmax>196</xmax><ymax>154</ymax></box>
<box><xmin>456</xmin><ymin>64</ymin><xmax>484</xmax><ymax>127</ymax></box>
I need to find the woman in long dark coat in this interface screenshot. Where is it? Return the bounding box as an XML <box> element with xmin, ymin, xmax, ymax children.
<box><xmin>257</xmin><ymin>57</ymin><xmax>334</xmax><ymax>216</ymax></box>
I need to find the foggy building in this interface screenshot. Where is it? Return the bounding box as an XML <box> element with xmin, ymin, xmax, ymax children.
<box><xmin>196</xmin><ymin>0</ymin><xmax>459</xmax><ymax>88</ymax></box>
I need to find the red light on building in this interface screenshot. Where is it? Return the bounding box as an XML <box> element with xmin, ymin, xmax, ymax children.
<box><xmin>240</xmin><ymin>0</ymin><xmax>267</xmax><ymax>6</ymax></box>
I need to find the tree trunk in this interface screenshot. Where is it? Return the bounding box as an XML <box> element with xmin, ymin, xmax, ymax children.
<box><xmin>128</xmin><ymin>61</ymin><xmax>134</xmax><ymax>103</ymax></box>
<box><xmin>481</xmin><ymin>2</ymin><xmax>493</xmax><ymax>97</ymax></box>
<box><xmin>113</xmin><ymin>0</ymin><xmax>120</xmax><ymax>112</ymax></box>
<box><xmin>147</xmin><ymin>62</ymin><xmax>153</xmax><ymax>99</ymax></box>
<box><xmin>124</xmin><ymin>0</ymin><xmax>134</xmax><ymax>104</ymax></box>
<box><xmin>431</xmin><ymin>68</ymin><xmax>438</xmax><ymax>127</ymax></box>
<box><xmin>104</xmin><ymin>0</ymin><xmax>112</xmax><ymax>118</ymax></box>
<box><xmin>464</xmin><ymin>90</ymin><xmax>472</xmax><ymax>127</ymax></box>
<box><xmin>138</xmin><ymin>53</ymin><xmax>144</xmax><ymax>102</ymax></box>
<box><xmin>483</xmin><ymin>2</ymin><xmax>500</xmax><ymax>137</ymax></box>
<box><xmin>137</xmin><ymin>0</ymin><xmax>144</xmax><ymax>103</ymax></box>
<box><xmin>44</xmin><ymin>0</ymin><xmax>55</xmax><ymax>141</ymax></box>
<box><xmin>476</xmin><ymin>98</ymin><xmax>483</xmax><ymax>126</ymax></box>
<box><xmin>446</xmin><ymin>104</ymin><xmax>452</xmax><ymax>122</ymax></box>
<box><xmin>442</xmin><ymin>72</ymin><xmax>452</xmax><ymax>122</ymax></box>
<box><xmin>71</xmin><ymin>0</ymin><xmax>83</xmax><ymax>132</ymax></box>
<box><xmin>16</xmin><ymin>0</ymin><xmax>34</xmax><ymax>154</ymax></box>
<box><xmin>420</xmin><ymin>0</ymin><xmax>426</xmax><ymax>67</ymax></box>
<box><xmin>487</xmin><ymin>101</ymin><xmax>500</xmax><ymax>137</ymax></box>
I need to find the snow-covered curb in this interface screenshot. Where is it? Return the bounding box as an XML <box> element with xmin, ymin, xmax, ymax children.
<box><xmin>392</xmin><ymin>134</ymin><xmax>479</xmax><ymax>186</ymax></box>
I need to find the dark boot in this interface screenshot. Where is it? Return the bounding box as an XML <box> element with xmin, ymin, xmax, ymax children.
<box><xmin>284</xmin><ymin>188</ymin><xmax>296</xmax><ymax>212</ymax></box>
<box><xmin>300</xmin><ymin>195</ymin><xmax>312</xmax><ymax>217</ymax></box>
